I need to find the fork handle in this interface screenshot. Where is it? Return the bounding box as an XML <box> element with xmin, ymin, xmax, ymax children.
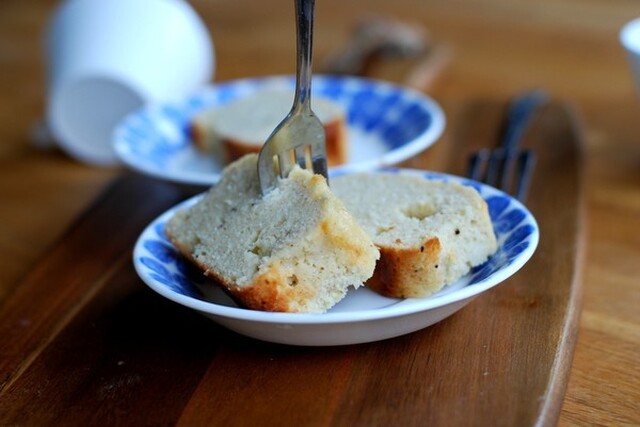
<box><xmin>500</xmin><ymin>90</ymin><xmax>548</xmax><ymax>153</ymax></box>
<box><xmin>294</xmin><ymin>0</ymin><xmax>315</xmax><ymax>111</ymax></box>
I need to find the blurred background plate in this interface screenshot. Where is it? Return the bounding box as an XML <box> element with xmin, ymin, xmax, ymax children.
<box><xmin>113</xmin><ymin>75</ymin><xmax>445</xmax><ymax>185</ymax></box>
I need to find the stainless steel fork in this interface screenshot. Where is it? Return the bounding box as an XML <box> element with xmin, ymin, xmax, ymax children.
<box><xmin>466</xmin><ymin>90</ymin><xmax>548</xmax><ymax>201</ymax></box>
<box><xmin>257</xmin><ymin>0</ymin><xmax>328</xmax><ymax>195</ymax></box>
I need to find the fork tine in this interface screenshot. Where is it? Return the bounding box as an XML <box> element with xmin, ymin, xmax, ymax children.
<box><xmin>309</xmin><ymin>139</ymin><xmax>328</xmax><ymax>181</ymax></box>
<box><xmin>258</xmin><ymin>150</ymin><xmax>279</xmax><ymax>194</ymax></box>
<box><xmin>466</xmin><ymin>148</ymin><xmax>535</xmax><ymax>201</ymax></box>
<box><xmin>467</xmin><ymin>149</ymin><xmax>489</xmax><ymax>182</ymax></box>
<box><xmin>294</xmin><ymin>145</ymin><xmax>307</xmax><ymax>169</ymax></box>
<box><xmin>514</xmin><ymin>150</ymin><xmax>536</xmax><ymax>201</ymax></box>
<box><xmin>486</xmin><ymin>149</ymin><xmax>505</xmax><ymax>187</ymax></box>
<box><xmin>465</xmin><ymin>90</ymin><xmax>545</xmax><ymax>201</ymax></box>
<box><xmin>277</xmin><ymin>151</ymin><xmax>295</xmax><ymax>178</ymax></box>
<box><xmin>498</xmin><ymin>150</ymin><xmax>520</xmax><ymax>194</ymax></box>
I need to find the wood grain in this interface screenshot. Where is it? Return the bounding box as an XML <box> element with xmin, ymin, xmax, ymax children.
<box><xmin>1</xmin><ymin>0</ymin><xmax>639</xmax><ymax>425</ymax></box>
<box><xmin>0</xmin><ymin>100</ymin><xmax>583</xmax><ymax>426</ymax></box>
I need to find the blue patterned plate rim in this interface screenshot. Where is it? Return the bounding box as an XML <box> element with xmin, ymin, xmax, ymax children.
<box><xmin>133</xmin><ymin>168</ymin><xmax>539</xmax><ymax>324</ymax></box>
<box><xmin>113</xmin><ymin>75</ymin><xmax>446</xmax><ymax>186</ymax></box>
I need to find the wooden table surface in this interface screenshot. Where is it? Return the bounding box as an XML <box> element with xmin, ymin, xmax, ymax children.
<box><xmin>0</xmin><ymin>0</ymin><xmax>638</xmax><ymax>425</ymax></box>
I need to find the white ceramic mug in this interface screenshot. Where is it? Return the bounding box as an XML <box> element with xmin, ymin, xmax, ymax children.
<box><xmin>621</xmin><ymin>18</ymin><xmax>640</xmax><ymax>96</ymax></box>
<box><xmin>45</xmin><ymin>0</ymin><xmax>214</xmax><ymax>165</ymax></box>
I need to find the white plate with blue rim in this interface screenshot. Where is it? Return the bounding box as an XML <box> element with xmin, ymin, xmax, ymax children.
<box><xmin>113</xmin><ymin>75</ymin><xmax>445</xmax><ymax>186</ymax></box>
<box><xmin>132</xmin><ymin>168</ymin><xmax>539</xmax><ymax>346</ymax></box>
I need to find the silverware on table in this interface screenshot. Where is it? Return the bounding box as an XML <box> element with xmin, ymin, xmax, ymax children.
<box><xmin>322</xmin><ymin>15</ymin><xmax>452</xmax><ymax>92</ymax></box>
<box><xmin>322</xmin><ymin>15</ymin><xmax>427</xmax><ymax>76</ymax></box>
<box><xmin>257</xmin><ymin>0</ymin><xmax>328</xmax><ymax>195</ymax></box>
<box><xmin>466</xmin><ymin>90</ymin><xmax>549</xmax><ymax>201</ymax></box>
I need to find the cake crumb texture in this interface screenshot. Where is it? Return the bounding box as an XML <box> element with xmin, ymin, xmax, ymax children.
<box><xmin>165</xmin><ymin>154</ymin><xmax>379</xmax><ymax>313</ymax></box>
<box><xmin>332</xmin><ymin>173</ymin><xmax>498</xmax><ymax>298</ymax></box>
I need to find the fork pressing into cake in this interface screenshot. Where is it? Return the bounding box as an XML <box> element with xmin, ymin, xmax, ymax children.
<box><xmin>257</xmin><ymin>0</ymin><xmax>328</xmax><ymax>195</ymax></box>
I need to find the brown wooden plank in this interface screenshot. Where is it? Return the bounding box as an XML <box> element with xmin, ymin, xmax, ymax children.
<box><xmin>0</xmin><ymin>101</ymin><xmax>583</xmax><ymax>426</ymax></box>
<box><xmin>0</xmin><ymin>175</ymin><xmax>192</xmax><ymax>397</ymax></box>
<box><xmin>440</xmin><ymin>99</ymin><xmax>585</xmax><ymax>426</ymax></box>
<box><xmin>0</xmin><ymin>259</ymin><xmax>220</xmax><ymax>425</ymax></box>
<box><xmin>175</xmin><ymin>100</ymin><xmax>584</xmax><ymax>426</ymax></box>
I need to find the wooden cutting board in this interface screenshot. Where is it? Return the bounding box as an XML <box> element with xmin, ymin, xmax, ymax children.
<box><xmin>0</xmin><ymin>101</ymin><xmax>584</xmax><ymax>426</ymax></box>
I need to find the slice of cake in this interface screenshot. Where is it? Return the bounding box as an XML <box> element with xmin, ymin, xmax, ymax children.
<box><xmin>165</xmin><ymin>154</ymin><xmax>379</xmax><ymax>313</ymax></box>
<box><xmin>190</xmin><ymin>89</ymin><xmax>348</xmax><ymax>166</ymax></box>
<box><xmin>331</xmin><ymin>173</ymin><xmax>498</xmax><ymax>298</ymax></box>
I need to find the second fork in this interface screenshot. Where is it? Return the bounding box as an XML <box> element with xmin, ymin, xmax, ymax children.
<box><xmin>467</xmin><ymin>90</ymin><xmax>548</xmax><ymax>201</ymax></box>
